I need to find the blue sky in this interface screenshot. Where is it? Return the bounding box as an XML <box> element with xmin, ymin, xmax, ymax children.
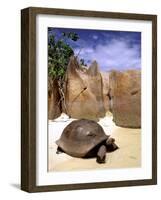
<box><xmin>48</xmin><ymin>27</ymin><xmax>141</xmax><ymax>72</ymax></box>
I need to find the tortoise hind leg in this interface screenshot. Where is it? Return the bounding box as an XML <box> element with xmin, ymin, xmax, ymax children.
<box><xmin>96</xmin><ymin>145</ymin><xmax>106</xmax><ymax>164</ymax></box>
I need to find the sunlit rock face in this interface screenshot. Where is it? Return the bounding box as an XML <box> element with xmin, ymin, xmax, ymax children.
<box><xmin>64</xmin><ymin>56</ymin><xmax>105</xmax><ymax>121</ymax></box>
<box><xmin>48</xmin><ymin>78</ymin><xmax>61</xmax><ymax>120</ymax></box>
<box><xmin>100</xmin><ymin>72</ymin><xmax>111</xmax><ymax>113</ymax></box>
<box><xmin>109</xmin><ymin>70</ymin><xmax>141</xmax><ymax>128</ymax></box>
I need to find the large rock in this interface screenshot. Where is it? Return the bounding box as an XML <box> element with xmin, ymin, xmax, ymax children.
<box><xmin>48</xmin><ymin>78</ymin><xmax>61</xmax><ymax>120</ymax></box>
<box><xmin>100</xmin><ymin>72</ymin><xmax>111</xmax><ymax>112</ymax></box>
<box><xmin>109</xmin><ymin>70</ymin><xmax>141</xmax><ymax>128</ymax></box>
<box><xmin>65</xmin><ymin>57</ymin><xmax>105</xmax><ymax>120</ymax></box>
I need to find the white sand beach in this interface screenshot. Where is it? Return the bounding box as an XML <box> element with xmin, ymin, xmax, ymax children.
<box><xmin>48</xmin><ymin>112</ymin><xmax>141</xmax><ymax>172</ymax></box>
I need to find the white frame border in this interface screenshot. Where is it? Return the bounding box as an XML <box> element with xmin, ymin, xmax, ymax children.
<box><xmin>36</xmin><ymin>14</ymin><xmax>152</xmax><ymax>186</ymax></box>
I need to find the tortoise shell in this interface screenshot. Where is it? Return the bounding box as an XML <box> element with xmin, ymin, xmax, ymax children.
<box><xmin>56</xmin><ymin>119</ymin><xmax>109</xmax><ymax>157</ymax></box>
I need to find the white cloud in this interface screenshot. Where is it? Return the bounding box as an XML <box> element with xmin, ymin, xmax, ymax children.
<box><xmin>75</xmin><ymin>39</ymin><xmax>141</xmax><ymax>71</ymax></box>
<box><xmin>92</xmin><ymin>35</ymin><xmax>98</xmax><ymax>40</ymax></box>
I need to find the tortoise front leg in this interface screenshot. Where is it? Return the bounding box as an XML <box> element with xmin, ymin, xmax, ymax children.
<box><xmin>56</xmin><ymin>146</ymin><xmax>64</xmax><ymax>154</ymax></box>
<box><xmin>106</xmin><ymin>137</ymin><xmax>119</xmax><ymax>151</ymax></box>
<box><xmin>96</xmin><ymin>145</ymin><xmax>106</xmax><ymax>164</ymax></box>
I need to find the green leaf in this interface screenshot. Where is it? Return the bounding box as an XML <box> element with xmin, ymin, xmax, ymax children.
<box><xmin>48</xmin><ymin>31</ymin><xmax>79</xmax><ymax>79</ymax></box>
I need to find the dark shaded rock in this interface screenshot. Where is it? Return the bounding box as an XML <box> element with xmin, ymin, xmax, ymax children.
<box><xmin>48</xmin><ymin>78</ymin><xmax>61</xmax><ymax>120</ymax></box>
<box><xmin>100</xmin><ymin>72</ymin><xmax>111</xmax><ymax>112</ymax></box>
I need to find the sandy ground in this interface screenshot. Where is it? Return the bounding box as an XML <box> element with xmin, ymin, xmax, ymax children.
<box><xmin>48</xmin><ymin>113</ymin><xmax>141</xmax><ymax>172</ymax></box>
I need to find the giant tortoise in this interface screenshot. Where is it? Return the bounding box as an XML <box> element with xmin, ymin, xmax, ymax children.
<box><xmin>56</xmin><ymin>119</ymin><xmax>118</xmax><ymax>163</ymax></box>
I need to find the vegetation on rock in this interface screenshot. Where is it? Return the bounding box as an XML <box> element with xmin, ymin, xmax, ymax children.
<box><xmin>48</xmin><ymin>30</ymin><xmax>80</xmax><ymax>115</ymax></box>
<box><xmin>48</xmin><ymin>31</ymin><xmax>79</xmax><ymax>80</ymax></box>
